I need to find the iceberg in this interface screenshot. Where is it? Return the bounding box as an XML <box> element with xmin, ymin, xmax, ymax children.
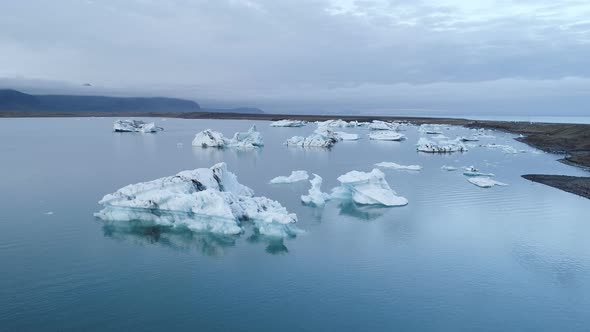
<box><xmin>468</xmin><ymin>177</ymin><xmax>508</xmax><ymax>188</ymax></box>
<box><xmin>270</xmin><ymin>119</ymin><xmax>306</xmax><ymax>127</ymax></box>
<box><xmin>301</xmin><ymin>174</ymin><xmax>331</xmax><ymax>206</ymax></box>
<box><xmin>334</xmin><ymin>131</ymin><xmax>360</xmax><ymax>141</ymax></box>
<box><xmin>192</xmin><ymin>125</ymin><xmax>263</xmax><ymax>149</ymax></box>
<box><xmin>459</xmin><ymin>136</ymin><xmax>479</xmax><ymax>142</ymax></box>
<box><xmin>481</xmin><ymin>143</ymin><xmax>520</xmax><ymax>154</ymax></box>
<box><xmin>113</xmin><ymin>119</ymin><xmax>163</xmax><ymax>133</ymax></box>
<box><xmin>368</xmin><ymin>120</ymin><xmax>398</xmax><ymax>131</ymax></box>
<box><xmin>369</xmin><ymin>131</ymin><xmax>406</xmax><ymax>141</ymax></box>
<box><xmin>416</xmin><ymin>137</ymin><xmax>467</xmax><ymax>153</ymax></box>
<box><xmin>462</xmin><ymin>166</ymin><xmax>494</xmax><ymax>177</ymax></box>
<box><xmin>270</xmin><ymin>170</ymin><xmax>309</xmax><ymax>184</ymax></box>
<box><xmin>95</xmin><ymin>163</ymin><xmax>298</xmax><ymax>237</ymax></box>
<box><xmin>375</xmin><ymin>162</ymin><xmax>422</xmax><ymax>171</ymax></box>
<box><xmin>419</xmin><ymin>124</ymin><xmax>443</xmax><ymax>134</ymax></box>
<box><xmin>331</xmin><ymin>169</ymin><xmax>408</xmax><ymax>206</ymax></box>
<box><xmin>317</xmin><ymin>119</ymin><xmax>357</xmax><ymax>128</ymax></box>
<box><xmin>441</xmin><ymin>165</ymin><xmax>458</xmax><ymax>171</ymax></box>
<box><xmin>285</xmin><ymin>127</ymin><xmax>339</xmax><ymax>148</ymax></box>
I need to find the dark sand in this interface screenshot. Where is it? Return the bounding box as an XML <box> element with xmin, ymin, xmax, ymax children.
<box><xmin>2</xmin><ymin>111</ymin><xmax>589</xmax><ymax>198</ymax></box>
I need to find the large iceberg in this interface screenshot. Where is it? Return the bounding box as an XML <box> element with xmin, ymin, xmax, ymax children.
<box><xmin>192</xmin><ymin>125</ymin><xmax>263</xmax><ymax>149</ymax></box>
<box><xmin>369</xmin><ymin>131</ymin><xmax>406</xmax><ymax>141</ymax></box>
<box><xmin>285</xmin><ymin>127</ymin><xmax>339</xmax><ymax>148</ymax></box>
<box><xmin>416</xmin><ymin>137</ymin><xmax>467</xmax><ymax>153</ymax></box>
<box><xmin>270</xmin><ymin>119</ymin><xmax>306</xmax><ymax>127</ymax></box>
<box><xmin>375</xmin><ymin>162</ymin><xmax>422</xmax><ymax>171</ymax></box>
<box><xmin>331</xmin><ymin>169</ymin><xmax>408</xmax><ymax>206</ymax></box>
<box><xmin>368</xmin><ymin>120</ymin><xmax>399</xmax><ymax>131</ymax></box>
<box><xmin>95</xmin><ymin>163</ymin><xmax>298</xmax><ymax>237</ymax></box>
<box><xmin>301</xmin><ymin>174</ymin><xmax>331</xmax><ymax>207</ymax></box>
<box><xmin>270</xmin><ymin>170</ymin><xmax>309</xmax><ymax>184</ymax></box>
<box><xmin>113</xmin><ymin>119</ymin><xmax>163</xmax><ymax>133</ymax></box>
<box><xmin>468</xmin><ymin>177</ymin><xmax>508</xmax><ymax>188</ymax></box>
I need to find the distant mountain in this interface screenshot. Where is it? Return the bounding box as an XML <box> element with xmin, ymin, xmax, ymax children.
<box><xmin>0</xmin><ymin>89</ymin><xmax>266</xmax><ymax>114</ymax></box>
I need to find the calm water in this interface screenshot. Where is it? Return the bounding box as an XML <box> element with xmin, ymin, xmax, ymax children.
<box><xmin>1</xmin><ymin>118</ymin><xmax>590</xmax><ymax>331</ymax></box>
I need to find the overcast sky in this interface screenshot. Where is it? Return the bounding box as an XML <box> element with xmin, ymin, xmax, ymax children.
<box><xmin>1</xmin><ymin>0</ymin><xmax>590</xmax><ymax>115</ymax></box>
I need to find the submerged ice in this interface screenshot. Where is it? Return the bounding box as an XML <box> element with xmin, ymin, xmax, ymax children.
<box><xmin>95</xmin><ymin>163</ymin><xmax>298</xmax><ymax>237</ymax></box>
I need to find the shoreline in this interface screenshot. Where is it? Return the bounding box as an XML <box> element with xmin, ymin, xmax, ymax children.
<box><xmin>2</xmin><ymin>111</ymin><xmax>589</xmax><ymax>199</ymax></box>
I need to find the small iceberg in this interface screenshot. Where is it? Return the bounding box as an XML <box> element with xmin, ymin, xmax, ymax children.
<box><xmin>270</xmin><ymin>119</ymin><xmax>306</xmax><ymax>127</ymax></box>
<box><xmin>317</xmin><ymin>119</ymin><xmax>357</xmax><ymax>128</ymax></box>
<box><xmin>334</xmin><ymin>131</ymin><xmax>360</xmax><ymax>141</ymax></box>
<box><xmin>441</xmin><ymin>165</ymin><xmax>458</xmax><ymax>171</ymax></box>
<box><xmin>270</xmin><ymin>170</ymin><xmax>309</xmax><ymax>184</ymax></box>
<box><xmin>113</xmin><ymin>119</ymin><xmax>163</xmax><ymax>133</ymax></box>
<box><xmin>468</xmin><ymin>177</ymin><xmax>508</xmax><ymax>188</ymax></box>
<box><xmin>375</xmin><ymin>162</ymin><xmax>422</xmax><ymax>171</ymax></box>
<box><xmin>419</xmin><ymin>124</ymin><xmax>443</xmax><ymax>135</ymax></box>
<box><xmin>192</xmin><ymin>125</ymin><xmax>263</xmax><ymax>149</ymax></box>
<box><xmin>462</xmin><ymin>166</ymin><xmax>494</xmax><ymax>177</ymax></box>
<box><xmin>369</xmin><ymin>131</ymin><xmax>406</xmax><ymax>141</ymax></box>
<box><xmin>301</xmin><ymin>174</ymin><xmax>331</xmax><ymax>207</ymax></box>
<box><xmin>95</xmin><ymin>163</ymin><xmax>298</xmax><ymax>237</ymax></box>
<box><xmin>417</xmin><ymin>137</ymin><xmax>467</xmax><ymax>153</ymax></box>
<box><xmin>285</xmin><ymin>127</ymin><xmax>339</xmax><ymax>148</ymax></box>
<box><xmin>331</xmin><ymin>169</ymin><xmax>408</xmax><ymax>206</ymax></box>
<box><xmin>481</xmin><ymin>143</ymin><xmax>520</xmax><ymax>154</ymax></box>
<box><xmin>368</xmin><ymin>120</ymin><xmax>398</xmax><ymax>131</ymax></box>
<box><xmin>459</xmin><ymin>136</ymin><xmax>479</xmax><ymax>142</ymax></box>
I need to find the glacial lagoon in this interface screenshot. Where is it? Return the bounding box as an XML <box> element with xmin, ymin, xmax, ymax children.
<box><xmin>1</xmin><ymin>117</ymin><xmax>590</xmax><ymax>331</ymax></box>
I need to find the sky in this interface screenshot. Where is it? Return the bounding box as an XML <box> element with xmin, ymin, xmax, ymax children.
<box><xmin>1</xmin><ymin>0</ymin><xmax>590</xmax><ymax>115</ymax></box>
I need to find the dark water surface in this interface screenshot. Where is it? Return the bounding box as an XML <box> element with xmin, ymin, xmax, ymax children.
<box><xmin>1</xmin><ymin>118</ymin><xmax>589</xmax><ymax>331</ymax></box>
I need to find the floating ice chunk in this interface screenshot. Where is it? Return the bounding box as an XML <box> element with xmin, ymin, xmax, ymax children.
<box><xmin>459</xmin><ymin>136</ymin><xmax>479</xmax><ymax>142</ymax></box>
<box><xmin>192</xmin><ymin>126</ymin><xmax>263</xmax><ymax>149</ymax></box>
<box><xmin>369</xmin><ymin>131</ymin><xmax>406</xmax><ymax>141</ymax></box>
<box><xmin>419</xmin><ymin>124</ymin><xmax>443</xmax><ymax>134</ymax></box>
<box><xmin>462</xmin><ymin>166</ymin><xmax>494</xmax><ymax>177</ymax></box>
<box><xmin>375</xmin><ymin>162</ymin><xmax>422</xmax><ymax>171</ymax></box>
<box><xmin>431</xmin><ymin>134</ymin><xmax>449</xmax><ymax>140</ymax></box>
<box><xmin>331</xmin><ymin>169</ymin><xmax>408</xmax><ymax>206</ymax></box>
<box><xmin>44</xmin><ymin>211</ymin><xmax>54</xmax><ymax>215</ymax></box>
<box><xmin>441</xmin><ymin>165</ymin><xmax>458</xmax><ymax>171</ymax></box>
<box><xmin>113</xmin><ymin>119</ymin><xmax>163</xmax><ymax>133</ymax></box>
<box><xmin>270</xmin><ymin>170</ymin><xmax>309</xmax><ymax>184</ymax></box>
<box><xmin>192</xmin><ymin>129</ymin><xmax>227</xmax><ymax>148</ymax></box>
<box><xmin>334</xmin><ymin>131</ymin><xmax>360</xmax><ymax>141</ymax></box>
<box><xmin>301</xmin><ymin>174</ymin><xmax>331</xmax><ymax>206</ymax></box>
<box><xmin>285</xmin><ymin>127</ymin><xmax>339</xmax><ymax>148</ymax></box>
<box><xmin>417</xmin><ymin>137</ymin><xmax>467</xmax><ymax>153</ymax></box>
<box><xmin>468</xmin><ymin>177</ymin><xmax>508</xmax><ymax>188</ymax></box>
<box><xmin>368</xmin><ymin>120</ymin><xmax>398</xmax><ymax>131</ymax></box>
<box><xmin>481</xmin><ymin>143</ymin><xmax>520</xmax><ymax>154</ymax></box>
<box><xmin>317</xmin><ymin>119</ymin><xmax>357</xmax><ymax>128</ymax></box>
<box><xmin>270</xmin><ymin>119</ymin><xmax>306</xmax><ymax>127</ymax></box>
<box><xmin>95</xmin><ymin>163</ymin><xmax>298</xmax><ymax>237</ymax></box>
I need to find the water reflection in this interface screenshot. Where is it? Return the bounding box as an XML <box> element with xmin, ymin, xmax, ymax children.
<box><xmin>247</xmin><ymin>232</ymin><xmax>289</xmax><ymax>255</ymax></box>
<box><xmin>102</xmin><ymin>221</ymin><xmax>237</xmax><ymax>256</ymax></box>
<box><xmin>337</xmin><ymin>201</ymin><xmax>390</xmax><ymax>221</ymax></box>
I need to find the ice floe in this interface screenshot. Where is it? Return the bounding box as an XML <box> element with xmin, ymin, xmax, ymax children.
<box><xmin>462</xmin><ymin>166</ymin><xmax>494</xmax><ymax>177</ymax></box>
<box><xmin>285</xmin><ymin>127</ymin><xmax>339</xmax><ymax>148</ymax></box>
<box><xmin>334</xmin><ymin>131</ymin><xmax>360</xmax><ymax>141</ymax></box>
<box><xmin>375</xmin><ymin>162</ymin><xmax>422</xmax><ymax>171</ymax></box>
<box><xmin>192</xmin><ymin>125</ymin><xmax>263</xmax><ymax>149</ymax></box>
<box><xmin>113</xmin><ymin>119</ymin><xmax>163</xmax><ymax>133</ymax></box>
<box><xmin>270</xmin><ymin>170</ymin><xmax>310</xmax><ymax>184</ymax></box>
<box><xmin>368</xmin><ymin>120</ymin><xmax>399</xmax><ymax>131</ymax></box>
<box><xmin>95</xmin><ymin>163</ymin><xmax>298</xmax><ymax>237</ymax></box>
<box><xmin>468</xmin><ymin>177</ymin><xmax>508</xmax><ymax>188</ymax></box>
<box><xmin>419</xmin><ymin>124</ymin><xmax>444</xmax><ymax>134</ymax></box>
<box><xmin>270</xmin><ymin>119</ymin><xmax>306</xmax><ymax>127</ymax></box>
<box><xmin>369</xmin><ymin>131</ymin><xmax>406</xmax><ymax>141</ymax></box>
<box><xmin>458</xmin><ymin>136</ymin><xmax>480</xmax><ymax>142</ymax></box>
<box><xmin>301</xmin><ymin>174</ymin><xmax>331</xmax><ymax>206</ymax></box>
<box><xmin>416</xmin><ymin>137</ymin><xmax>467</xmax><ymax>153</ymax></box>
<box><xmin>317</xmin><ymin>119</ymin><xmax>358</xmax><ymax>128</ymax></box>
<box><xmin>481</xmin><ymin>143</ymin><xmax>521</xmax><ymax>154</ymax></box>
<box><xmin>331</xmin><ymin>169</ymin><xmax>408</xmax><ymax>206</ymax></box>
<box><xmin>441</xmin><ymin>165</ymin><xmax>458</xmax><ymax>171</ymax></box>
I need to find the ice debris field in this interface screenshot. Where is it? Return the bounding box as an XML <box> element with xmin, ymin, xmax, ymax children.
<box><xmin>99</xmin><ymin>118</ymin><xmax>537</xmax><ymax>240</ymax></box>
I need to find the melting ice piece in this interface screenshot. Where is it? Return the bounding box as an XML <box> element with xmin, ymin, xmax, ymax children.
<box><xmin>285</xmin><ymin>127</ymin><xmax>339</xmax><ymax>148</ymax></box>
<box><xmin>301</xmin><ymin>174</ymin><xmax>331</xmax><ymax>206</ymax></box>
<box><xmin>369</xmin><ymin>131</ymin><xmax>406</xmax><ymax>141</ymax></box>
<box><xmin>331</xmin><ymin>169</ymin><xmax>408</xmax><ymax>206</ymax></box>
<box><xmin>316</xmin><ymin>119</ymin><xmax>358</xmax><ymax>128</ymax></box>
<box><xmin>481</xmin><ymin>143</ymin><xmax>520</xmax><ymax>154</ymax></box>
<box><xmin>192</xmin><ymin>126</ymin><xmax>263</xmax><ymax>149</ymax></box>
<box><xmin>334</xmin><ymin>131</ymin><xmax>360</xmax><ymax>140</ymax></box>
<box><xmin>468</xmin><ymin>177</ymin><xmax>508</xmax><ymax>188</ymax></box>
<box><xmin>113</xmin><ymin>119</ymin><xmax>163</xmax><ymax>133</ymax></box>
<box><xmin>95</xmin><ymin>163</ymin><xmax>298</xmax><ymax>237</ymax></box>
<box><xmin>375</xmin><ymin>162</ymin><xmax>422</xmax><ymax>171</ymax></box>
<box><xmin>368</xmin><ymin>120</ymin><xmax>399</xmax><ymax>131</ymax></box>
<box><xmin>441</xmin><ymin>165</ymin><xmax>458</xmax><ymax>171</ymax></box>
<box><xmin>270</xmin><ymin>170</ymin><xmax>310</xmax><ymax>184</ymax></box>
<box><xmin>459</xmin><ymin>136</ymin><xmax>479</xmax><ymax>142</ymax></box>
<box><xmin>417</xmin><ymin>138</ymin><xmax>467</xmax><ymax>153</ymax></box>
<box><xmin>419</xmin><ymin>124</ymin><xmax>443</xmax><ymax>134</ymax></box>
<box><xmin>270</xmin><ymin>119</ymin><xmax>306</xmax><ymax>127</ymax></box>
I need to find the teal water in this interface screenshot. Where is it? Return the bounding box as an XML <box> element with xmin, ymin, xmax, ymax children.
<box><xmin>1</xmin><ymin>118</ymin><xmax>589</xmax><ymax>331</ymax></box>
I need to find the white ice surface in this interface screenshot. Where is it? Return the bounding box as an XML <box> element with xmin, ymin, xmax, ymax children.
<box><xmin>417</xmin><ymin>137</ymin><xmax>467</xmax><ymax>153</ymax></box>
<box><xmin>285</xmin><ymin>127</ymin><xmax>339</xmax><ymax>147</ymax></box>
<box><xmin>270</xmin><ymin>170</ymin><xmax>310</xmax><ymax>184</ymax></box>
<box><xmin>113</xmin><ymin>119</ymin><xmax>163</xmax><ymax>133</ymax></box>
<box><xmin>468</xmin><ymin>177</ymin><xmax>508</xmax><ymax>188</ymax></box>
<box><xmin>331</xmin><ymin>169</ymin><xmax>408</xmax><ymax>206</ymax></box>
<box><xmin>375</xmin><ymin>162</ymin><xmax>422</xmax><ymax>171</ymax></box>
<box><xmin>301</xmin><ymin>174</ymin><xmax>331</xmax><ymax>206</ymax></box>
<box><xmin>270</xmin><ymin>119</ymin><xmax>306</xmax><ymax>127</ymax></box>
<box><xmin>334</xmin><ymin>131</ymin><xmax>360</xmax><ymax>140</ymax></box>
<box><xmin>369</xmin><ymin>131</ymin><xmax>406</xmax><ymax>141</ymax></box>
